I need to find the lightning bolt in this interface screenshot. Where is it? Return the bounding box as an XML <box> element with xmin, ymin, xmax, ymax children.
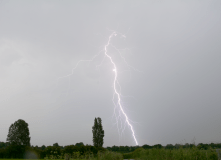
<box><xmin>57</xmin><ymin>30</ymin><xmax>139</xmax><ymax>145</ymax></box>
<box><xmin>104</xmin><ymin>32</ymin><xmax>138</xmax><ymax>145</ymax></box>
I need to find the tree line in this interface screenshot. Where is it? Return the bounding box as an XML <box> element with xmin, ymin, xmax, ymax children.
<box><xmin>0</xmin><ymin>142</ymin><xmax>105</xmax><ymax>159</ymax></box>
<box><xmin>106</xmin><ymin>143</ymin><xmax>221</xmax><ymax>153</ymax></box>
<box><xmin>1</xmin><ymin>141</ymin><xmax>221</xmax><ymax>159</ymax></box>
<box><xmin>0</xmin><ymin>118</ymin><xmax>220</xmax><ymax>159</ymax></box>
<box><xmin>0</xmin><ymin>118</ymin><xmax>105</xmax><ymax>159</ymax></box>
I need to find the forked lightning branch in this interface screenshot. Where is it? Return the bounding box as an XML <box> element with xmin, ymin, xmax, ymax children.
<box><xmin>58</xmin><ymin>31</ymin><xmax>138</xmax><ymax>145</ymax></box>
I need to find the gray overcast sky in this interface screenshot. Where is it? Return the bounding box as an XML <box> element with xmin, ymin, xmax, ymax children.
<box><xmin>0</xmin><ymin>0</ymin><xmax>221</xmax><ymax>147</ymax></box>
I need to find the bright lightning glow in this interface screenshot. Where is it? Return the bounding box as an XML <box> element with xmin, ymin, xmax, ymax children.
<box><xmin>104</xmin><ymin>32</ymin><xmax>138</xmax><ymax>145</ymax></box>
<box><xmin>57</xmin><ymin>30</ymin><xmax>139</xmax><ymax>145</ymax></box>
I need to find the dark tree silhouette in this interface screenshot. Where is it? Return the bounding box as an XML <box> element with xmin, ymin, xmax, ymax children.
<box><xmin>41</xmin><ymin>145</ymin><xmax>46</xmax><ymax>150</ymax></box>
<box><xmin>75</xmin><ymin>142</ymin><xmax>84</xmax><ymax>147</ymax></box>
<box><xmin>53</xmin><ymin>143</ymin><xmax>59</xmax><ymax>147</ymax></box>
<box><xmin>92</xmin><ymin>117</ymin><xmax>104</xmax><ymax>147</ymax></box>
<box><xmin>6</xmin><ymin>119</ymin><xmax>31</xmax><ymax>146</ymax></box>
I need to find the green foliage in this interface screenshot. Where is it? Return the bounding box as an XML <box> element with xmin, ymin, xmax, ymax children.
<box><xmin>1</xmin><ymin>139</ymin><xmax>221</xmax><ymax>159</ymax></box>
<box><xmin>53</xmin><ymin>143</ymin><xmax>59</xmax><ymax>147</ymax></box>
<box><xmin>92</xmin><ymin>117</ymin><xmax>104</xmax><ymax>147</ymax></box>
<box><xmin>41</xmin><ymin>145</ymin><xmax>46</xmax><ymax>150</ymax></box>
<box><xmin>72</xmin><ymin>151</ymin><xmax>81</xmax><ymax>159</ymax></box>
<box><xmin>153</xmin><ymin>144</ymin><xmax>163</xmax><ymax>149</ymax></box>
<box><xmin>64</xmin><ymin>153</ymin><xmax>70</xmax><ymax>160</ymax></box>
<box><xmin>96</xmin><ymin>151</ymin><xmax>122</xmax><ymax>160</ymax></box>
<box><xmin>44</xmin><ymin>150</ymin><xmax>120</xmax><ymax>160</ymax></box>
<box><xmin>131</xmin><ymin>148</ymin><xmax>145</xmax><ymax>158</ymax></box>
<box><xmin>45</xmin><ymin>146</ymin><xmax>61</xmax><ymax>159</ymax></box>
<box><xmin>107</xmin><ymin>145</ymin><xmax>140</xmax><ymax>153</ymax></box>
<box><xmin>122</xmin><ymin>147</ymin><xmax>219</xmax><ymax>160</ymax></box>
<box><xmin>165</xmin><ymin>144</ymin><xmax>174</xmax><ymax>149</ymax></box>
<box><xmin>142</xmin><ymin>144</ymin><xmax>152</xmax><ymax>149</ymax></box>
<box><xmin>75</xmin><ymin>142</ymin><xmax>84</xmax><ymax>147</ymax></box>
<box><xmin>0</xmin><ymin>142</ymin><xmax>10</xmax><ymax>149</ymax></box>
<box><xmin>6</xmin><ymin>119</ymin><xmax>31</xmax><ymax>146</ymax></box>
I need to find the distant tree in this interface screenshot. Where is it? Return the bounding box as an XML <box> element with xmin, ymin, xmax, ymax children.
<box><xmin>92</xmin><ymin>117</ymin><xmax>104</xmax><ymax>147</ymax></box>
<box><xmin>41</xmin><ymin>145</ymin><xmax>46</xmax><ymax>150</ymax></box>
<box><xmin>174</xmin><ymin>143</ymin><xmax>181</xmax><ymax>149</ymax></box>
<box><xmin>106</xmin><ymin>146</ymin><xmax>111</xmax><ymax>151</ymax></box>
<box><xmin>153</xmin><ymin>144</ymin><xmax>163</xmax><ymax>149</ymax></box>
<box><xmin>112</xmin><ymin>145</ymin><xmax>119</xmax><ymax>152</ymax></box>
<box><xmin>53</xmin><ymin>143</ymin><xmax>59</xmax><ymax>147</ymax></box>
<box><xmin>124</xmin><ymin>146</ymin><xmax>130</xmax><ymax>152</ymax></box>
<box><xmin>6</xmin><ymin>119</ymin><xmax>31</xmax><ymax>146</ymax></box>
<box><xmin>210</xmin><ymin>143</ymin><xmax>215</xmax><ymax>148</ymax></box>
<box><xmin>189</xmin><ymin>143</ymin><xmax>195</xmax><ymax>148</ymax></box>
<box><xmin>64</xmin><ymin>145</ymin><xmax>78</xmax><ymax>155</ymax></box>
<box><xmin>0</xmin><ymin>142</ymin><xmax>5</xmax><ymax>149</ymax></box>
<box><xmin>75</xmin><ymin>142</ymin><xmax>84</xmax><ymax>147</ymax></box>
<box><xmin>216</xmin><ymin>143</ymin><xmax>221</xmax><ymax>148</ymax></box>
<box><xmin>142</xmin><ymin>144</ymin><xmax>152</xmax><ymax>149</ymax></box>
<box><xmin>184</xmin><ymin>143</ymin><xmax>190</xmax><ymax>148</ymax></box>
<box><xmin>198</xmin><ymin>143</ymin><xmax>209</xmax><ymax>150</ymax></box>
<box><xmin>165</xmin><ymin>144</ymin><xmax>174</xmax><ymax>149</ymax></box>
<box><xmin>34</xmin><ymin>145</ymin><xmax>39</xmax><ymax>150</ymax></box>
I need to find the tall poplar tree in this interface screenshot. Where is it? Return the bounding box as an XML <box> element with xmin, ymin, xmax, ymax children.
<box><xmin>92</xmin><ymin>117</ymin><xmax>104</xmax><ymax>147</ymax></box>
